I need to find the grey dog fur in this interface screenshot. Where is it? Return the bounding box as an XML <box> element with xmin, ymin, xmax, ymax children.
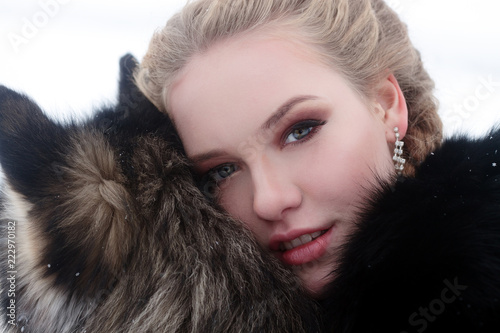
<box><xmin>0</xmin><ymin>54</ymin><xmax>321</xmax><ymax>333</ymax></box>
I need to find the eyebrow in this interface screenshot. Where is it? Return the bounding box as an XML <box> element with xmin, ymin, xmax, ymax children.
<box><xmin>261</xmin><ymin>95</ymin><xmax>318</xmax><ymax>131</ymax></box>
<box><xmin>190</xmin><ymin>149</ymin><xmax>227</xmax><ymax>164</ymax></box>
<box><xmin>190</xmin><ymin>94</ymin><xmax>318</xmax><ymax>164</ymax></box>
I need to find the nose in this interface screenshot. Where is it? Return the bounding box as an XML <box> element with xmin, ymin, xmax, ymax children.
<box><xmin>251</xmin><ymin>157</ymin><xmax>302</xmax><ymax>222</ymax></box>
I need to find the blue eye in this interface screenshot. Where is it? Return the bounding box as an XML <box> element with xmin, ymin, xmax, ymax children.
<box><xmin>285</xmin><ymin>126</ymin><xmax>313</xmax><ymax>144</ymax></box>
<box><xmin>284</xmin><ymin>120</ymin><xmax>326</xmax><ymax>145</ymax></box>
<box><xmin>208</xmin><ymin>163</ymin><xmax>238</xmax><ymax>182</ymax></box>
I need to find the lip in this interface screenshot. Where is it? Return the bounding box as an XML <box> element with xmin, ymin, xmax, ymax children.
<box><xmin>269</xmin><ymin>225</ymin><xmax>335</xmax><ymax>266</ymax></box>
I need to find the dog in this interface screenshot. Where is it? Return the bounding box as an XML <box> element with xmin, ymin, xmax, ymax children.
<box><xmin>0</xmin><ymin>54</ymin><xmax>321</xmax><ymax>333</ymax></box>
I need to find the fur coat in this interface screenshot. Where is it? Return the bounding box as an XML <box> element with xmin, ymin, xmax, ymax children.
<box><xmin>1</xmin><ymin>54</ymin><xmax>499</xmax><ymax>332</ymax></box>
<box><xmin>323</xmin><ymin>126</ymin><xmax>500</xmax><ymax>332</ymax></box>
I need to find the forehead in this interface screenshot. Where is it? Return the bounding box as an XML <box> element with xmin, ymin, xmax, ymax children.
<box><xmin>167</xmin><ymin>32</ymin><xmax>335</xmax><ymax>156</ymax></box>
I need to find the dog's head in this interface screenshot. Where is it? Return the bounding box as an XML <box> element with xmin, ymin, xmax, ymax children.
<box><xmin>0</xmin><ymin>55</ymin><xmax>320</xmax><ymax>333</ymax></box>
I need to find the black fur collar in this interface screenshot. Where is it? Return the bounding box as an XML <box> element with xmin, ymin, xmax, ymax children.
<box><xmin>322</xmin><ymin>129</ymin><xmax>500</xmax><ymax>333</ymax></box>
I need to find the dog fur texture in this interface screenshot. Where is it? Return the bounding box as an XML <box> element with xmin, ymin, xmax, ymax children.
<box><xmin>0</xmin><ymin>55</ymin><xmax>321</xmax><ymax>333</ymax></box>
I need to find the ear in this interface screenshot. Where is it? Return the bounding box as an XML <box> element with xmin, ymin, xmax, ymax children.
<box><xmin>112</xmin><ymin>53</ymin><xmax>162</xmax><ymax>122</ymax></box>
<box><xmin>0</xmin><ymin>86</ymin><xmax>69</xmax><ymax>199</ymax></box>
<box><xmin>118</xmin><ymin>53</ymin><xmax>139</xmax><ymax>100</ymax></box>
<box><xmin>373</xmin><ymin>73</ymin><xmax>408</xmax><ymax>143</ymax></box>
<box><xmin>107</xmin><ymin>54</ymin><xmax>183</xmax><ymax>152</ymax></box>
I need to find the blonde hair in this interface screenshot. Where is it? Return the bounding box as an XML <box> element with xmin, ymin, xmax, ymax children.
<box><xmin>135</xmin><ymin>0</ymin><xmax>442</xmax><ymax>176</ymax></box>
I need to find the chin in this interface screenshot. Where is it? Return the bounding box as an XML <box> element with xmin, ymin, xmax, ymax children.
<box><xmin>293</xmin><ymin>263</ymin><xmax>335</xmax><ymax>299</ymax></box>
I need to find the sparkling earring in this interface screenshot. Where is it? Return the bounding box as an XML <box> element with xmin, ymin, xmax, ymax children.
<box><xmin>393</xmin><ymin>127</ymin><xmax>405</xmax><ymax>175</ymax></box>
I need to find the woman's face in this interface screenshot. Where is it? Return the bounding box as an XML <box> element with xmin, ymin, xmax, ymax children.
<box><xmin>168</xmin><ymin>32</ymin><xmax>407</xmax><ymax>296</ymax></box>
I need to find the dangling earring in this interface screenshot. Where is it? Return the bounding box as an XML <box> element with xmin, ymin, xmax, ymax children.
<box><xmin>393</xmin><ymin>127</ymin><xmax>405</xmax><ymax>175</ymax></box>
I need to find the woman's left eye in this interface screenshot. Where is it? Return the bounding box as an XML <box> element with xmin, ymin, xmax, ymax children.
<box><xmin>283</xmin><ymin>120</ymin><xmax>326</xmax><ymax>145</ymax></box>
<box><xmin>208</xmin><ymin>163</ymin><xmax>238</xmax><ymax>183</ymax></box>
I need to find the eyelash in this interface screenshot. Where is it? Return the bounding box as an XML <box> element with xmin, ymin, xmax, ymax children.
<box><xmin>204</xmin><ymin>118</ymin><xmax>327</xmax><ymax>185</ymax></box>
<box><xmin>281</xmin><ymin>119</ymin><xmax>326</xmax><ymax>147</ymax></box>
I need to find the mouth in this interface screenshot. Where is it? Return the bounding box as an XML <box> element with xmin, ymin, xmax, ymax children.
<box><xmin>271</xmin><ymin>226</ymin><xmax>334</xmax><ymax>266</ymax></box>
<box><xmin>278</xmin><ymin>230</ymin><xmax>328</xmax><ymax>251</ymax></box>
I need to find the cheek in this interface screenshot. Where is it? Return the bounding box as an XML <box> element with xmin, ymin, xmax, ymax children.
<box><xmin>218</xmin><ymin>178</ymin><xmax>247</xmax><ymax>217</ymax></box>
<box><xmin>217</xmin><ymin>176</ymin><xmax>264</xmax><ymax>236</ymax></box>
<box><xmin>300</xmin><ymin>142</ymin><xmax>360</xmax><ymax>206</ymax></box>
<box><xmin>297</xmin><ymin>126</ymin><xmax>390</xmax><ymax>208</ymax></box>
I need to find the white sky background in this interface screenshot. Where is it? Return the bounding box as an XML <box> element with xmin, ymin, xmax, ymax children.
<box><xmin>0</xmin><ymin>0</ymin><xmax>499</xmax><ymax>137</ymax></box>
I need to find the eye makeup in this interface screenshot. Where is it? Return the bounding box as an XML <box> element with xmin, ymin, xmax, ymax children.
<box><xmin>196</xmin><ymin>102</ymin><xmax>331</xmax><ymax>187</ymax></box>
<box><xmin>281</xmin><ymin>119</ymin><xmax>327</xmax><ymax>147</ymax></box>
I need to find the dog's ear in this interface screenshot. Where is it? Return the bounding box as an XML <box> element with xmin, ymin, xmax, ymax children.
<box><xmin>107</xmin><ymin>54</ymin><xmax>184</xmax><ymax>152</ymax></box>
<box><xmin>116</xmin><ymin>53</ymin><xmax>152</xmax><ymax>113</ymax></box>
<box><xmin>106</xmin><ymin>54</ymin><xmax>165</xmax><ymax>130</ymax></box>
<box><xmin>118</xmin><ymin>53</ymin><xmax>140</xmax><ymax>100</ymax></box>
<box><xmin>0</xmin><ymin>86</ymin><xmax>69</xmax><ymax>199</ymax></box>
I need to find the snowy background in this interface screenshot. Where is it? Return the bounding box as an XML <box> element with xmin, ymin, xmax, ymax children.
<box><xmin>1</xmin><ymin>0</ymin><xmax>499</xmax><ymax>137</ymax></box>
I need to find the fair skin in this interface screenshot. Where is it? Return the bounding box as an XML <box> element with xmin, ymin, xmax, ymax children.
<box><xmin>168</xmin><ymin>30</ymin><xmax>408</xmax><ymax>296</ymax></box>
